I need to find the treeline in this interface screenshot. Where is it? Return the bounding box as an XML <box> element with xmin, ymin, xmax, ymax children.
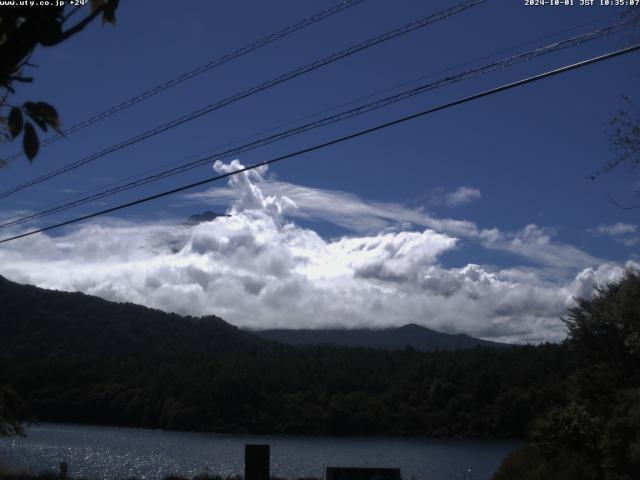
<box><xmin>2</xmin><ymin>343</ymin><xmax>568</xmax><ymax>437</ymax></box>
<box><xmin>0</xmin><ymin>275</ymin><xmax>570</xmax><ymax>438</ymax></box>
<box><xmin>494</xmin><ymin>272</ymin><xmax>640</xmax><ymax>480</ymax></box>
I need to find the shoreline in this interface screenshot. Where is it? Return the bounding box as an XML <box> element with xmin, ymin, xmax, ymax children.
<box><xmin>15</xmin><ymin>421</ymin><xmax>525</xmax><ymax>442</ymax></box>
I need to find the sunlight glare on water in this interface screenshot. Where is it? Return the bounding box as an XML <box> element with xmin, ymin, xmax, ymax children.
<box><xmin>0</xmin><ymin>424</ymin><xmax>520</xmax><ymax>480</ymax></box>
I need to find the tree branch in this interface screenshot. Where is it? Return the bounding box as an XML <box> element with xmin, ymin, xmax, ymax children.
<box><xmin>52</xmin><ymin>5</ymin><xmax>106</xmax><ymax>45</ymax></box>
<box><xmin>63</xmin><ymin>5</ymin><xmax>83</xmax><ymax>22</ymax></box>
<box><xmin>607</xmin><ymin>194</ymin><xmax>640</xmax><ymax>210</ymax></box>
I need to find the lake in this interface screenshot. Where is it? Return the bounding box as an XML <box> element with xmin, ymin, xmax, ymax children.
<box><xmin>0</xmin><ymin>424</ymin><xmax>520</xmax><ymax>480</ymax></box>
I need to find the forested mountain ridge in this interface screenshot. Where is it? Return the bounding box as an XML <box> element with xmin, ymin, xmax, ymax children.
<box><xmin>0</xmin><ymin>275</ymin><xmax>267</xmax><ymax>359</ymax></box>
<box><xmin>0</xmin><ymin>274</ymin><xmax>569</xmax><ymax>438</ymax></box>
<box><xmin>253</xmin><ymin>324</ymin><xmax>510</xmax><ymax>351</ymax></box>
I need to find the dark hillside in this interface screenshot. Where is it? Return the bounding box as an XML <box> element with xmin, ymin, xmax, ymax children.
<box><xmin>0</xmin><ymin>275</ymin><xmax>266</xmax><ymax>360</ymax></box>
<box><xmin>0</xmin><ymin>275</ymin><xmax>569</xmax><ymax>437</ymax></box>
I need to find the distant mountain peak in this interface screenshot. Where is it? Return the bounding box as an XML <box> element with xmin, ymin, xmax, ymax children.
<box><xmin>397</xmin><ymin>323</ymin><xmax>426</xmax><ymax>331</ymax></box>
<box><xmin>184</xmin><ymin>211</ymin><xmax>228</xmax><ymax>225</ymax></box>
<box><xmin>251</xmin><ymin>324</ymin><xmax>511</xmax><ymax>352</ymax></box>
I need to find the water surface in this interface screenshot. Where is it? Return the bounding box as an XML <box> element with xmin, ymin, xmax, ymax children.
<box><xmin>0</xmin><ymin>424</ymin><xmax>520</xmax><ymax>480</ymax></box>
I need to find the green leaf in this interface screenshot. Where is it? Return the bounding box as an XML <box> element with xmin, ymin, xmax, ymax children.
<box><xmin>8</xmin><ymin>107</ymin><xmax>23</xmax><ymax>139</ymax></box>
<box><xmin>35</xmin><ymin>101</ymin><xmax>61</xmax><ymax>132</ymax></box>
<box><xmin>30</xmin><ymin>115</ymin><xmax>47</xmax><ymax>132</ymax></box>
<box><xmin>23</xmin><ymin>102</ymin><xmax>48</xmax><ymax>132</ymax></box>
<box><xmin>22</xmin><ymin>122</ymin><xmax>39</xmax><ymax>162</ymax></box>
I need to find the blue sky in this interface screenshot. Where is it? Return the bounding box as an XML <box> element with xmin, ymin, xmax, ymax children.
<box><xmin>0</xmin><ymin>0</ymin><xmax>638</xmax><ymax>342</ymax></box>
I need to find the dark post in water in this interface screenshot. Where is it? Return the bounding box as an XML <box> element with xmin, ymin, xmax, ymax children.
<box><xmin>245</xmin><ymin>444</ymin><xmax>270</xmax><ymax>480</ymax></box>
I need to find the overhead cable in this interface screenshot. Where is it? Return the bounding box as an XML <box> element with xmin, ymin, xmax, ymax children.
<box><xmin>2</xmin><ymin>18</ymin><xmax>636</xmax><ymax>229</ymax></box>
<box><xmin>0</xmin><ymin>0</ymin><xmax>487</xmax><ymax>199</ymax></box>
<box><xmin>4</xmin><ymin>0</ymin><xmax>367</xmax><ymax>163</ymax></box>
<box><xmin>1</xmin><ymin>42</ymin><xmax>637</xmax><ymax>244</ymax></box>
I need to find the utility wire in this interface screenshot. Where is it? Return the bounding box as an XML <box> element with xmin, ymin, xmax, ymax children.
<box><xmin>1</xmin><ymin>43</ymin><xmax>637</xmax><ymax>245</ymax></box>
<box><xmin>4</xmin><ymin>0</ymin><xmax>367</xmax><ymax>163</ymax></box>
<box><xmin>2</xmin><ymin>18</ymin><xmax>636</xmax><ymax>229</ymax></box>
<box><xmin>2</xmin><ymin>9</ymin><xmax>621</xmax><ymax>226</ymax></box>
<box><xmin>2</xmin><ymin>9</ymin><xmax>624</xmax><ymax>228</ymax></box>
<box><xmin>0</xmin><ymin>0</ymin><xmax>487</xmax><ymax>200</ymax></box>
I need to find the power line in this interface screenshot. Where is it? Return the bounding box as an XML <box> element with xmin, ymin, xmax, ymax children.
<box><xmin>2</xmin><ymin>18</ymin><xmax>636</xmax><ymax>229</ymax></box>
<box><xmin>2</xmin><ymin>9</ymin><xmax>621</xmax><ymax>227</ymax></box>
<box><xmin>4</xmin><ymin>9</ymin><xmax>624</xmax><ymax>227</ymax></box>
<box><xmin>4</xmin><ymin>0</ymin><xmax>367</xmax><ymax>163</ymax></box>
<box><xmin>3</xmin><ymin>18</ymin><xmax>635</xmax><ymax>227</ymax></box>
<box><xmin>1</xmin><ymin>43</ymin><xmax>637</xmax><ymax>245</ymax></box>
<box><xmin>0</xmin><ymin>0</ymin><xmax>487</xmax><ymax>199</ymax></box>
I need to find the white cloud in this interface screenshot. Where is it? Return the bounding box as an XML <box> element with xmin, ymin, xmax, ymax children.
<box><xmin>0</xmin><ymin>160</ymin><xmax>634</xmax><ymax>344</ymax></box>
<box><xmin>187</xmin><ymin>177</ymin><xmax>480</xmax><ymax>236</ymax></box>
<box><xmin>421</xmin><ymin>186</ymin><xmax>482</xmax><ymax>208</ymax></box>
<box><xmin>479</xmin><ymin>224</ymin><xmax>602</xmax><ymax>272</ymax></box>
<box><xmin>444</xmin><ymin>186</ymin><xmax>482</xmax><ymax>207</ymax></box>
<box><xmin>568</xmin><ymin>262</ymin><xmax>633</xmax><ymax>301</ymax></box>
<box><xmin>0</xmin><ymin>209</ymin><xmax>35</xmax><ymax>224</ymax></box>
<box><xmin>596</xmin><ymin>222</ymin><xmax>637</xmax><ymax>236</ymax></box>
<box><xmin>188</xmin><ymin>169</ymin><xmax>600</xmax><ymax>274</ymax></box>
<box><xmin>593</xmin><ymin>222</ymin><xmax>639</xmax><ymax>246</ymax></box>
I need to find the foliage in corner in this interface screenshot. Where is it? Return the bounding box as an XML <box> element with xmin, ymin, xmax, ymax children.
<box><xmin>0</xmin><ymin>385</ymin><xmax>30</xmax><ymax>437</ymax></box>
<box><xmin>590</xmin><ymin>95</ymin><xmax>640</xmax><ymax>206</ymax></box>
<box><xmin>596</xmin><ymin>96</ymin><xmax>640</xmax><ymax>177</ymax></box>
<box><xmin>0</xmin><ymin>0</ymin><xmax>119</xmax><ymax>165</ymax></box>
<box><xmin>494</xmin><ymin>271</ymin><xmax>640</xmax><ymax>480</ymax></box>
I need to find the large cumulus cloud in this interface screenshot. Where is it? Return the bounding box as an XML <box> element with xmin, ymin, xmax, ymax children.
<box><xmin>0</xmin><ymin>160</ymin><xmax>636</xmax><ymax>344</ymax></box>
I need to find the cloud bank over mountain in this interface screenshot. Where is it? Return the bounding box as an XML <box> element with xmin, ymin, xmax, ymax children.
<box><xmin>0</xmin><ymin>160</ymin><xmax>636</xmax><ymax>344</ymax></box>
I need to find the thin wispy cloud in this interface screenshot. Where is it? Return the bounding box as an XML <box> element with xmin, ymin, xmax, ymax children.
<box><xmin>186</xmin><ymin>174</ymin><xmax>481</xmax><ymax>236</ymax></box>
<box><xmin>479</xmin><ymin>224</ymin><xmax>603</xmax><ymax>272</ymax></box>
<box><xmin>444</xmin><ymin>186</ymin><xmax>482</xmax><ymax>207</ymax></box>
<box><xmin>597</xmin><ymin>222</ymin><xmax>636</xmax><ymax>236</ymax></box>
<box><xmin>420</xmin><ymin>185</ymin><xmax>482</xmax><ymax>208</ymax></box>
<box><xmin>592</xmin><ymin>222</ymin><xmax>639</xmax><ymax>246</ymax></box>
